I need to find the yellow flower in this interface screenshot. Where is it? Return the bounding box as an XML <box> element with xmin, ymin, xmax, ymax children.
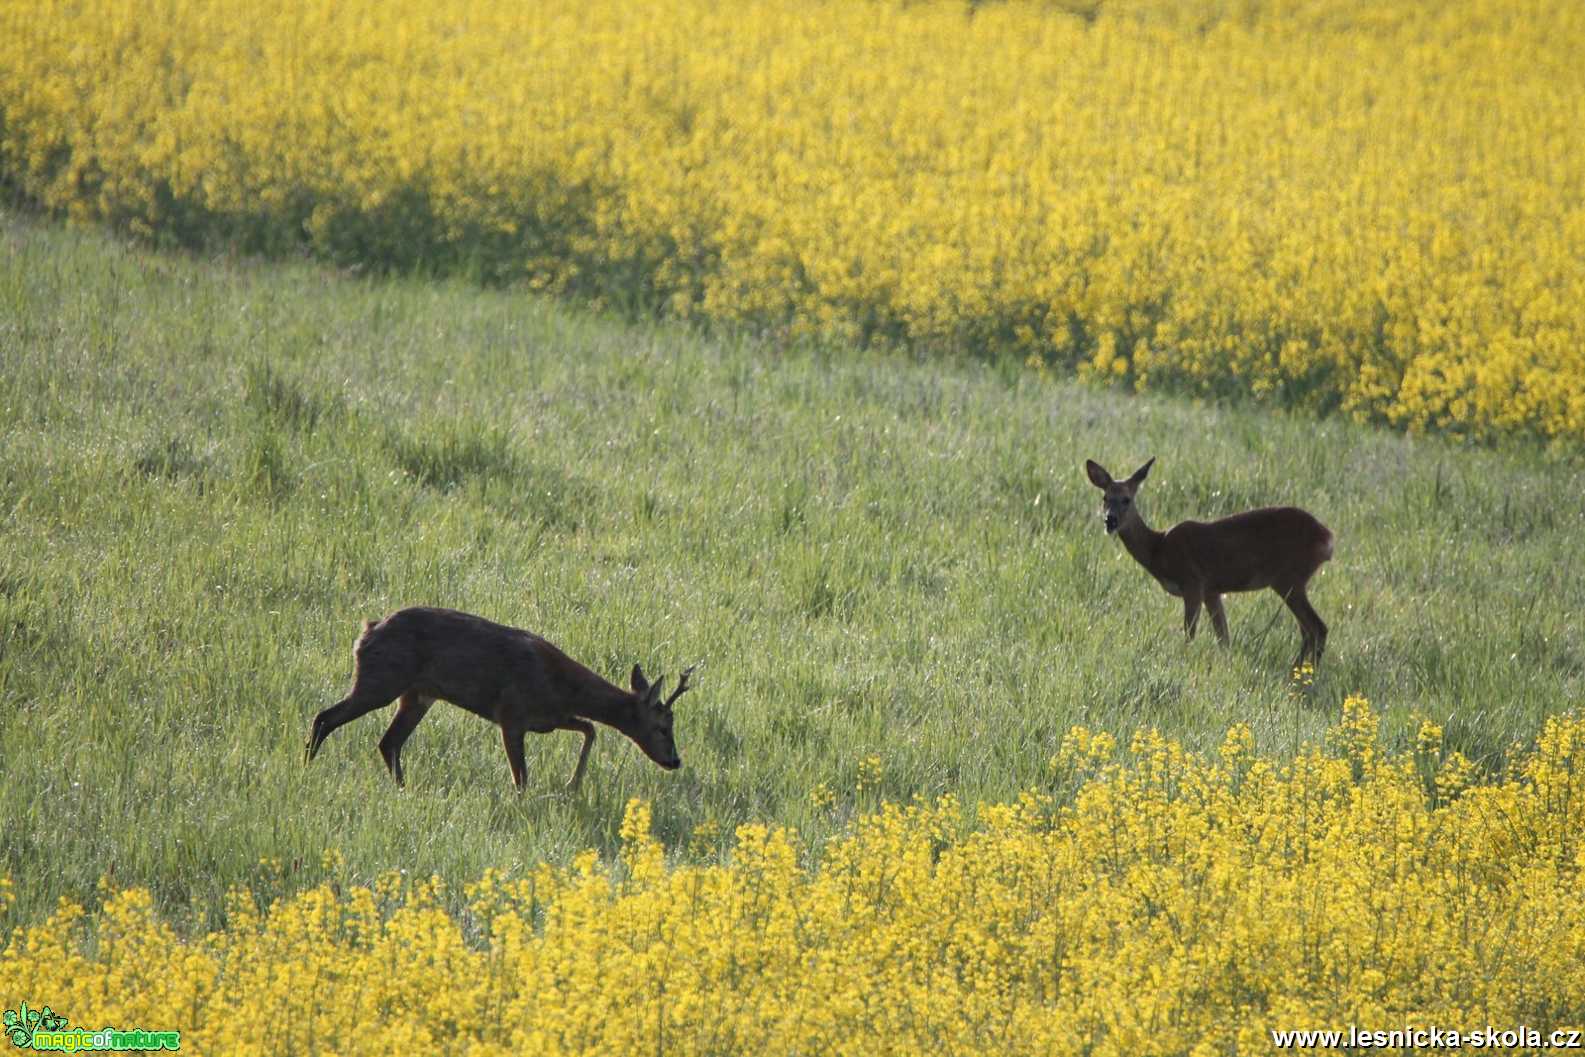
<box><xmin>3</xmin><ymin>0</ymin><xmax>1581</xmax><ymax>444</ymax></box>
<box><xmin>6</xmin><ymin>703</ymin><xmax>1585</xmax><ymax>1054</ymax></box>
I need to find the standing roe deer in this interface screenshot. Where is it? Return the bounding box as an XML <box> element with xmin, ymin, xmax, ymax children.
<box><xmin>1084</xmin><ymin>458</ymin><xmax>1335</xmax><ymax>668</ymax></box>
<box><xmin>305</xmin><ymin>607</ymin><xmax>690</xmax><ymax>790</ymax></box>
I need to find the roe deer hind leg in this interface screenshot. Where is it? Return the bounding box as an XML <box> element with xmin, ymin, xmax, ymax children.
<box><xmin>307</xmin><ymin>690</ymin><xmax>398</xmax><ymax>762</ymax></box>
<box><xmin>308</xmin><ymin>636</ymin><xmax>418</xmax><ymax>763</ymax></box>
<box><xmin>378</xmin><ymin>693</ymin><xmax>434</xmax><ymax>787</ymax></box>
<box><xmin>500</xmin><ymin>724</ymin><xmax>529</xmax><ymax>790</ymax></box>
<box><xmin>1292</xmin><ymin>589</ymin><xmax>1328</xmax><ymax>665</ymax></box>
<box><xmin>1278</xmin><ymin>588</ymin><xmax>1322</xmax><ymax>669</ymax></box>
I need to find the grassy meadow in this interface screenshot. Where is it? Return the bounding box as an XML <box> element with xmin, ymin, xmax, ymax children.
<box><xmin>2</xmin><ymin>209</ymin><xmax>1581</xmax><ymax>934</ymax></box>
<box><xmin>4</xmin><ymin>0</ymin><xmax>1585</xmax><ymax>1045</ymax></box>
<box><xmin>4</xmin><ymin>0</ymin><xmax>1585</xmax><ymax>443</ymax></box>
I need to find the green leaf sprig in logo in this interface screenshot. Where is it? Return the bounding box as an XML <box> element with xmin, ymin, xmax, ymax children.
<box><xmin>4</xmin><ymin>1002</ymin><xmax>69</xmax><ymax>1049</ymax></box>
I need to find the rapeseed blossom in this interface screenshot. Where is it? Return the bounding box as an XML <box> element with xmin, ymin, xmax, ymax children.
<box><xmin>5</xmin><ymin>702</ymin><xmax>1584</xmax><ymax>1054</ymax></box>
<box><xmin>2</xmin><ymin>0</ymin><xmax>1583</xmax><ymax>444</ymax></box>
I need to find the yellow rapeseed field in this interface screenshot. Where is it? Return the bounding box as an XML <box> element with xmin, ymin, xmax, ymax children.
<box><xmin>2</xmin><ymin>0</ymin><xmax>1584</xmax><ymax>444</ymax></box>
<box><xmin>4</xmin><ymin>701</ymin><xmax>1584</xmax><ymax>1054</ymax></box>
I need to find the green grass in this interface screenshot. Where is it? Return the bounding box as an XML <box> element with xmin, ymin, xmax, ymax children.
<box><xmin>2</xmin><ymin>210</ymin><xmax>1582</xmax><ymax>929</ymax></box>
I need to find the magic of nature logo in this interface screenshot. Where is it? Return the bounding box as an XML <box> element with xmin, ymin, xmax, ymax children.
<box><xmin>4</xmin><ymin>1003</ymin><xmax>180</xmax><ymax>1052</ymax></box>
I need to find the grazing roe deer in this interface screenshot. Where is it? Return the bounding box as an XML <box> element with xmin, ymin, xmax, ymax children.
<box><xmin>305</xmin><ymin>607</ymin><xmax>690</xmax><ymax>790</ymax></box>
<box><xmin>1084</xmin><ymin>458</ymin><xmax>1335</xmax><ymax>667</ymax></box>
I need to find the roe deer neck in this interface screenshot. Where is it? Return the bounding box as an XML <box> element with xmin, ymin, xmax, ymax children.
<box><xmin>1117</xmin><ymin>513</ymin><xmax>1168</xmax><ymax>577</ymax></box>
<box><xmin>570</xmin><ymin>680</ymin><xmax>639</xmax><ymax>729</ymax></box>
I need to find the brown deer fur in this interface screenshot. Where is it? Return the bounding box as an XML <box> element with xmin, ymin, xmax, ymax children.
<box><xmin>305</xmin><ymin>607</ymin><xmax>689</xmax><ymax>790</ymax></box>
<box><xmin>1085</xmin><ymin>458</ymin><xmax>1334</xmax><ymax>668</ymax></box>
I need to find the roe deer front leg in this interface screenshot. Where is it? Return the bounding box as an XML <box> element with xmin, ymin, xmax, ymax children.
<box><xmin>1183</xmin><ymin>589</ymin><xmax>1203</xmax><ymax>642</ymax></box>
<box><xmin>1206</xmin><ymin>594</ymin><xmax>1230</xmax><ymax>645</ymax></box>
<box><xmin>559</xmin><ymin>718</ymin><xmax>597</xmax><ymax>790</ymax></box>
<box><xmin>378</xmin><ymin>692</ymin><xmax>433</xmax><ymax>787</ymax></box>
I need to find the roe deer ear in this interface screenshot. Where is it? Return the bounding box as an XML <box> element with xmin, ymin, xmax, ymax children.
<box><xmin>642</xmin><ymin>675</ymin><xmax>667</xmax><ymax>709</ymax></box>
<box><xmin>1128</xmin><ymin>457</ymin><xmax>1156</xmax><ymax>485</ymax></box>
<box><xmin>630</xmin><ymin>663</ymin><xmax>650</xmax><ymax>694</ymax></box>
<box><xmin>1085</xmin><ymin>460</ymin><xmax>1114</xmax><ymax>489</ymax></box>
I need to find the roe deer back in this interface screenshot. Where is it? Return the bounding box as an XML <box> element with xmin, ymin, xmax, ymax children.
<box><xmin>305</xmin><ymin>607</ymin><xmax>691</xmax><ymax>790</ymax></box>
<box><xmin>1084</xmin><ymin>458</ymin><xmax>1334</xmax><ymax>668</ymax></box>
